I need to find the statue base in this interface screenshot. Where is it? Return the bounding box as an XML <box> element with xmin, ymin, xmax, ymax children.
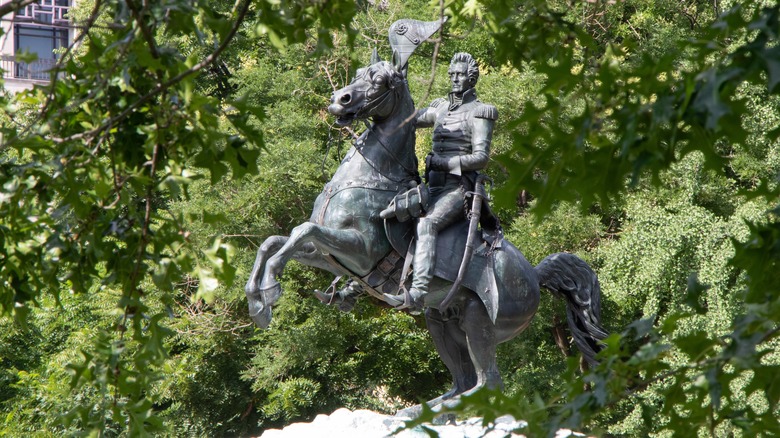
<box><xmin>259</xmin><ymin>407</ymin><xmax>586</xmax><ymax>437</ymax></box>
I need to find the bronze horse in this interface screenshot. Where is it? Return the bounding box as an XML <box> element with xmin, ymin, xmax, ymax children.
<box><xmin>245</xmin><ymin>50</ymin><xmax>607</xmax><ymax>414</ymax></box>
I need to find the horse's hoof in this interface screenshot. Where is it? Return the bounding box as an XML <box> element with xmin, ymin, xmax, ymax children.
<box><xmin>259</xmin><ymin>281</ymin><xmax>282</xmax><ymax>306</ymax></box>
<box><xmin>248</xmin><ymin>297</ymin><xmax>273</xmax><ymax>329</ymax></box>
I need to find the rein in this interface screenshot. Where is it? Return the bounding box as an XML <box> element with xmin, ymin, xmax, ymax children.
<box><xmin>350</xmin><ymin>77</ymin><xmax>419</xmax><ymax>183</ymax></box>
<box><xmin>366</xmin><ymin>123</ymin><xmax>418</xmax><ymax>180</ymax></box>
<box><xmin>352</xmin><ymin>139</ymin><xmax>413</xmax><ymax>185</ymax></box>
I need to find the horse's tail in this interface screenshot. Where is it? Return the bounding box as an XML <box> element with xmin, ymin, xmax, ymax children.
<box><xmin>535</xmin><ymin>252</ymin><xmax>608</xmax><ymax>366</ymax></box>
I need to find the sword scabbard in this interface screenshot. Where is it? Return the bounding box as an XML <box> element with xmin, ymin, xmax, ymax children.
<box><xmin>439</xmin><ymin>174</ymin><xmax>487</xmax><ymax>310</ymax></box>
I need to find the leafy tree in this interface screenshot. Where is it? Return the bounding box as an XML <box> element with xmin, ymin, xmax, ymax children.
<box><xmin>408</xmin><ymin>1</ymin><xmax>780</xmax><ymax>436</ymax></box>
<box><xmin>1</xmin><ymin>0</ymin><xmax>779</xmax><ymax>436</ymax></box>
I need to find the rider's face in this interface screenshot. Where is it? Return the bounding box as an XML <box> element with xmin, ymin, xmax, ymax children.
<box><xmin>449</xmin><ymin>63</ymin><xmax>473</xmax><ymax>94</ymax></box>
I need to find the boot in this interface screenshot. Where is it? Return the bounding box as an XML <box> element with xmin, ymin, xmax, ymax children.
<box><xmin>384</xmin><ymin>219</ymin><xmax>436</xmax><ymax>314</ymax></box>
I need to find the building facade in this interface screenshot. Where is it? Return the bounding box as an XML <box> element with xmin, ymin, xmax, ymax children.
<box><xmin>1</xmin><ymin>0</ymin><xmax>73</xmax><ymax>93</ymax></box>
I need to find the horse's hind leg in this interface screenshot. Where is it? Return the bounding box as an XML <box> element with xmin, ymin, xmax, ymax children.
<box><xmin>428</xmin><ymin>308</ymin><xmax>477</xmax><ymax>397</ymax></box>
<box><xmin>425</xmin><ymin>307</ymin><xmax>477</xmax><ymax>403</ymax></box>
<box><xmin>395</xmin><ymin>307</ymin><xmax>476</xmax><ymax>418</ymax></box>
<box><xmin>461</xmin><ymin>297</ymin><xmax>503</xmax><ymax>393</ymax></box>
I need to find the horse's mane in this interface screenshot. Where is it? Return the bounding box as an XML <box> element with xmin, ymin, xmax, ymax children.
<box><xmin>365</xmin><ymin>61</ymin><xmax>406</xmax><ymax>92</ymax></box>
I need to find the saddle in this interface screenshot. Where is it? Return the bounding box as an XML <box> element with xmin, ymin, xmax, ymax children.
<box><xmin>319</xmin><ymin>184</ymin><xmax>503</xmax><ymax>319</ymax></box>
<box><xmin>350</xmin><ymin>212</ymin><xmax>503</xmax><ymax>319</ymax></box>
<box><xmin>432</xmin><ymin>221</ymin><xmax>503</xmax><ymax>283</ymax></box>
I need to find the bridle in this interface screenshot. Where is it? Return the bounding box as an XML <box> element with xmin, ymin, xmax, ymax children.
<box><xmin>341</xmin><ymin>64</ymin><xmax>419</xmax><ymax>182</ymax></box>
<box><xmin>351</xmin><ymin>65</ymin><xmax>405</xmax><ymax>121</ymax></box>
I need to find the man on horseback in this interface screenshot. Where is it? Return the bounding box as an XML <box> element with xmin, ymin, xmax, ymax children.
<box><xmin>247</xmin><ymin>23</ymin><xmax>607</xmax><ymax>407</ymax></box>
<box><xmin>383</xmin><ymin>52</ymin><xmax>498</xmax><ymax>313</ymax></box>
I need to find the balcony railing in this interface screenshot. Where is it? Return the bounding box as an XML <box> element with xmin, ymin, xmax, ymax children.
<box><xmin>1</xmin><ymin>55</ymin><xmax>57</xmax><ymax>81</ymax></box>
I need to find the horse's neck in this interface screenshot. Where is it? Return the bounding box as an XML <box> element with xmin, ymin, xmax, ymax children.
<box><xmin>365</xmin><ymin>95</ymin><xmax>416</xmax><ymax>170</ymax></box>
<box><xmin>336</xmin><ymin>94</ymin><xmax>417</xmax><ymax>184</ymax></box>
<box><xmin>372</xmin><ymin>94</ymin><xmax>415</xmax><ymax>139</ymax></box>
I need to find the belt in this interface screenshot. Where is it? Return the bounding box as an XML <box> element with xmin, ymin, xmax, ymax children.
<box><xmin>428</xmin><ymin>171</ymin><xmax>462</xmax><ymax>188</ymax></box>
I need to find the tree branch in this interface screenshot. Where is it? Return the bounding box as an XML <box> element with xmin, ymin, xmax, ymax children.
<box><xmin>51</xmin><ymin>0</ymin><xmax>251</xmax><ymax>145</ymax></box>
<box><xmin>126</xmin><ymin>0</ymin><xmax>160</xmax><ymax>59</ymax></box>
<box><xmin>0</xmin><ymin>0</ymin><xmax>39</xmax><ymax>18</ymax></box>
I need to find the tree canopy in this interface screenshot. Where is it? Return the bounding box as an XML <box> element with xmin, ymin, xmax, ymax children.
<box><xmin>0</xmin><ymin>0</ymin><xmax>778</xmax><ymax>436</ymax></box>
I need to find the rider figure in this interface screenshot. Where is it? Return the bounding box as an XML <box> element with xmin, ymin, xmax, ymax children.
<box><xmin>384</xmin><ymin>52</ymin><xmax>498</xmax><ymax>312</ymax></box>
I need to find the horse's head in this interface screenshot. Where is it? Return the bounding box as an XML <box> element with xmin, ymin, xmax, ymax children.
<box><xmin>328</xmin><ymin>55</ymin><xmax>407</xmax><ymax>127</ymax></box>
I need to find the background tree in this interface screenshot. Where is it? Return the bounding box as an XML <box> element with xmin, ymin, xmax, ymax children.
<box><xmin>0</xmin><ymin>0</ymin><xmax>778</xmax><ymax>436</ymax></box>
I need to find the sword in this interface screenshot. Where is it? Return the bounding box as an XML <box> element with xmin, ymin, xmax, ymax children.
<box><xmin>439</xmin><ymin>174</ymin><xmax>488</xmax><ymax>310</ymax></box>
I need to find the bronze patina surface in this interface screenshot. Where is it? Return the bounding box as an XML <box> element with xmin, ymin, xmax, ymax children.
<box><xmin>245</xmin><ymin>19</ymin><xmax>607</xmax><ymax>416</ymax></box>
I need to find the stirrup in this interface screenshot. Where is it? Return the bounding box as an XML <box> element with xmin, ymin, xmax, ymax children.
<box><xmin>314</xmin><ymin>276</ymin><xmax>360</xmax><ymax>312</ymax></box>
<box><xmin>383</xmin><ymin>288</ymin><xmax>422</xmax><ymax>314</ymax></box>
<box><xmin>314</xmin><ymin>289</ymin><xmax>337</xmax><ymax>305</ymax></box>
<box><xmin>383</xmin><ymin>291</ymin><xmax>410</xmax><ymax>308</ymax></box>
<box><xmin>314</xmin><ymin>276</ymin><xmax>343</xmax><ymax>305</ymax></box>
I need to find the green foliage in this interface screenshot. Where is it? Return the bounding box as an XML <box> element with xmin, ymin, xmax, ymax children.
<box><xmin>0</xmin><ymin>0</ymin><xmax>343</xmax><ymax>433</ymax></box>
<box><xmin>1</xmin><ymin>0</ymin><xmax>780</xmax><ymax>435</ymax></box>
<box><xmin>505</xmin><ymin>201</ymin><xmax>605</xmax><ymax>266</ymax></box>
<box><xmin>478</xmin><ymin>1</ymin><xmax>780</xmax><ymax>213</ymax></box>
<box><xmin>420</xmin><ymin>1</ymin><xmax>780</xmax><ymax>437</ymax></box>
<box><xmin>244</xmin><ymin>289</ymin><xmax>446</xmax><ymax>428</ymax></box>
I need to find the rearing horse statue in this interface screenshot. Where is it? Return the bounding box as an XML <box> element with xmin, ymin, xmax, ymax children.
<box><xmin>245</xmin><ymin>19</ymin><xmax>607</xmax><ymax>416</ymax></box>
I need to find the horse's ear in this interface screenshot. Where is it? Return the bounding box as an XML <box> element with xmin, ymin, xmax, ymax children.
<box><xmin>370</xmin><ymin>48</ymin><xmax>382</xmax><ymax>65</ymax></box>
<box><xmin>391</xmin><ymin>48</ymin><xmax>403</xmax><ymax>73</ymax></box>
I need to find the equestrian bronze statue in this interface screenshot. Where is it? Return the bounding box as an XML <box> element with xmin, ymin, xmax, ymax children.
<box><xmin>245</xmin><ymin>19</ymin><xmax>607</xmax><ymax>415</ymax></box>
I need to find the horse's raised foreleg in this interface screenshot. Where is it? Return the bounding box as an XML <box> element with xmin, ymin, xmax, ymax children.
<box><xmin>246</xmin><ymin>236</ymin><xmax>286</xmax><ymax>295</ymax></box>
<box><xmin>259</xmin><ymin>222</ymin><xmax>373</xmax><ymax>309</ymax></box>
<box><xmin>245</xmin><ymin>235</ymin><xmax>287</xmax><ymax>329</ymax></box>
<box><xmin>246</xmin><ymin>236</ymin><xmax>344</xmax><ymax>293</ymax></box>
<box><xmin>246</xmin><ymin>235</ymin><xmax>346</xmax><ymax>329</ymax></box>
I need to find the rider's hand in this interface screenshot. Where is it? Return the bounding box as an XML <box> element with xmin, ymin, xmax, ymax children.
<box><xmin>429</xmin><ymin>155</ymin><xmax>451</xmax><ymax>171</ymax></box>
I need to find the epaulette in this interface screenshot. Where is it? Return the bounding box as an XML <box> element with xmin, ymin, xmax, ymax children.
<box><xmin>430</xmin><ymin>98</ymin><xmax>447</xmax><ymax>108</ymax></box>
<box><xmin>473</xmin><ymin>104</ymin><xmax>498</xmax><ymax>121</ymax></box>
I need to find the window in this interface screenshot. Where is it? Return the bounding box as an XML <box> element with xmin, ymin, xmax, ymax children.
<box><xmin>17</xmin><ymin>0</ymin><xmax>70</xmax><ymax>24</ymax></box>
<box><xmin>14</xmin><ymin>24</ymin><xmax>67</xmax><ymax>79</ymax></box>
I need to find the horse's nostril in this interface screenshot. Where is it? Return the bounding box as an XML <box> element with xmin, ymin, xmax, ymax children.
<box><xmin>340</xmin><ymin>93</ymin><xmax>351</xmax><ymax>104</ymax></box>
